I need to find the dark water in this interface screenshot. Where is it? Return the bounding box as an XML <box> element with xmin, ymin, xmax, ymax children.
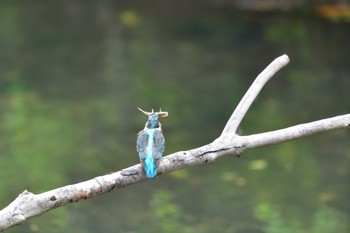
<box><xmin>0</xmin><ymin>1</ymin><xmax>349</xmax><ymax>233</ymax></box>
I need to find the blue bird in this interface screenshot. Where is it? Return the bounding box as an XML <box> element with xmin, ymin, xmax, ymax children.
<box><xmin>137</xmin><ymin>108</ymin><xmax>168</xmax><ymax>178</ymax></box>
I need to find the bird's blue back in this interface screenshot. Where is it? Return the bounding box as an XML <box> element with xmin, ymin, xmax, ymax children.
<box><xmin>137</xmin><ymin>114</ymin><xmax>165</xmax><ymax>178</ymax></box>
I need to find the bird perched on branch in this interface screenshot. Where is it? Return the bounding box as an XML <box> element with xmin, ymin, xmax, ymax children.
<box><xmin>136</xmin><ymin>108</ymin><xmax>168</xmax><ymax>178</ymax></box>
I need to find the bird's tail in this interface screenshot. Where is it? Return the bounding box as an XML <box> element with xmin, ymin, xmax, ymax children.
<box><xmin>144</xmin><ymin>155</ymin><xmax>157</xmax><ymax>178</ymax></box>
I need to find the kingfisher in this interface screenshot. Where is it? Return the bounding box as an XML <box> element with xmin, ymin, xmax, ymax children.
<box><xmin>136</xmin><ymin>107</ymin><xmax>168</xmax><ymax>178</ymax></box>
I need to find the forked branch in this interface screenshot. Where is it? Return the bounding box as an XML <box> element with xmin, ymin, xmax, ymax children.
<box><xmin>0</xmin><ymin>54</ymin><xmax>349</xmax><ymax>232</ymax></box>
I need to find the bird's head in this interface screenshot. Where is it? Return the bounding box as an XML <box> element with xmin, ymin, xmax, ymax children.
<box><xmin>147</xmin><ymin>113</ymin><xmax>159</xmax><ymax>128</ymax></box>
<box><xmin>138</xmin><ymin>107</ymin><xmax>168</xmax><ymax>129</ymax></box>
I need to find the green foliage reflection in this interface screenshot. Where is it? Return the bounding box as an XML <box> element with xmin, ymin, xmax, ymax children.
<box><xmin>255</xmin><ymin>203</ymin><xmax>349</xmax><ymax>233</ymax></box>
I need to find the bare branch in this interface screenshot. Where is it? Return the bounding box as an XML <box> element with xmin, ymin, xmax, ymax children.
<box><xmin>0</xmin><ymin>54</ymin><xmax>348</xmax><ymax>232</ymax></box>
<box><xmin>221</xmin><ymin>54</ymin><xmax>290</xmax><ymax>135</ymax></box>
<box><xmin>0</xmin><ymin>165</ymin><xmax>147</xmax><ymax>231</ymax></box>
<box><xmin>244</xmin><ymin>114</ymin><xmax>350</xmax><ymax>149</ymax></box>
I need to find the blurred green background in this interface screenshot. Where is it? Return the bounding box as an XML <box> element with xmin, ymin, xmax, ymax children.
<box><xmin>0</xmin><ymin>1</ymin><xmax>349</xmax><ymax>233</ymax></box>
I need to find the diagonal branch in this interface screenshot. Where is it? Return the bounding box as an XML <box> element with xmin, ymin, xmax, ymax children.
<box><xmin>221</xmin><ymin>54</ymin><xmax>290</xmax><ymax>135</ymax></box>
<box><xmin>0</xmin><ymin>54</ymin><xmax>349</xmax><ymax>232</ymax></box>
